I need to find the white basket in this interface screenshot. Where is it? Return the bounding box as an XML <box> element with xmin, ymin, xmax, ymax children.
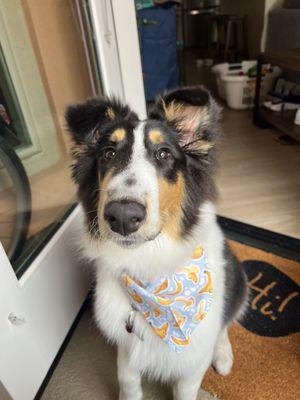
<box><xmin>212</xmin><ymin>61</ymin><xmax>281</xmax><ymax>110</ymax></box>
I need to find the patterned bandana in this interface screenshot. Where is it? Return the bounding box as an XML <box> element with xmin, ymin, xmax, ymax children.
<box><xmin>122</xmin><ymin>245</ymin><xmax>213</xmax><ymax>353</ymax></box>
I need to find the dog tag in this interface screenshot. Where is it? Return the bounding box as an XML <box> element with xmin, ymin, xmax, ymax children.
<box><xmin>125</xmin><ymin>311</ymin><xmax>134</xmax><ymax>333</ymax></box>
<box><xmin>125</xmin><ymin>310</ymin><xmax>144</xmax><ymax>341</ymax></box>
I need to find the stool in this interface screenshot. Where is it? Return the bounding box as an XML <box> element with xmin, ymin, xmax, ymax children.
<box><xmin>214</xmin><ymin>14</ymin><xmax>249</xmax><ymax>62</ymax></box>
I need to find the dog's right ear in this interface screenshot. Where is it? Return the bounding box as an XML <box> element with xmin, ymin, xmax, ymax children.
<box><xmin>65</xmin><ymin>97</ymin><xmax>138</xmax><ymax>145</ymax></box>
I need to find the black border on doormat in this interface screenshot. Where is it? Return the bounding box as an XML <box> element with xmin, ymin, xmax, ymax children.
<box><xmin>218</xmin><ymin>216</ymin><xmax>300</xmax><ymax>262</ymax></box>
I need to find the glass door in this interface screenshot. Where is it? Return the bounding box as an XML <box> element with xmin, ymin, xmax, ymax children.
<box><xmin>0</xmin><ymin>0</ymin><xmax>105</xmax><ymax>275</ymax></box>
<box><xmin>0</xmin><ymin>1</ymin><xmax>145</xmax><ymax>399</ymax></box>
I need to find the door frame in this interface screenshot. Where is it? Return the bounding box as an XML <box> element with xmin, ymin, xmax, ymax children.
<box><xmin>0</xmin><ymin>1</ymin><xmax>145</xmax><ymax>399</ymax></box>
<box><xmin>89</xmin><ymin>0</ymin><xmax>146</xmax><ymax>119</ymax></box>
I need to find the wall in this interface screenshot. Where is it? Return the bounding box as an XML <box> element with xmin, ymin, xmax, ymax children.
<box><xmin>261</xmin><ymin>0</ymin><xmax>285</xmax><ymax>51</ymax></box>
<box><xmin>220</xmin><ymin>0</ymin><xmax>266</xmax><ymax>58</ymax></box>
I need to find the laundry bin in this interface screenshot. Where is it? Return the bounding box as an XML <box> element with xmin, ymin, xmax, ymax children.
<box><xmin>212</xmin><ymin>61</ymin><xmax>281</xmax><ymax>110</ymax></box>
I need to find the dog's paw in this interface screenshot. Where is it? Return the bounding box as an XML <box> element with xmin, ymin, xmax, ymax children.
<box><xmin>212</xmin><ymin>344</ymin><xmax>233</xmax><ymax>376</ymax></box>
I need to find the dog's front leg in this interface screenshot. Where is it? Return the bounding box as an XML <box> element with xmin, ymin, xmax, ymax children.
<box><xmin>117</xmin><ymin>345</ymin><xmax>142</xmax><ymax>400</ymax></box>
<box><xmin>173</xmin><ymin>359</ymin><xmax>210</xmax><ymax>400</ymax></box>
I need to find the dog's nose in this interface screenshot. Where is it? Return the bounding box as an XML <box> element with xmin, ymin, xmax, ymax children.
<box><xmin>104</xmin><ymin>201</ymin><xmax>146</xmax><ymax>236</ymax></box>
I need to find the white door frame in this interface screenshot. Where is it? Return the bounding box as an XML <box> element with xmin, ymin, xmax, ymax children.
<box><xmin>89</xmin><ymin>0</ymin><xmax>146</xmax><ymax>119</ymax></box>
<box><xmin>0</xmin><ymin>1</ymin><xmax>145</xmax><ymax>399</ymax></box>
<box><xmin>110</xmin><ymin>0</ymin><xmax>146</xmax><ymax>118</ymax></box>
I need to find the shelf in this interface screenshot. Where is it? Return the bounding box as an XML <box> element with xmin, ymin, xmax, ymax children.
<box><xmin>262</xmin><ymin>51</ymin><xmax>300</xmax><ymax>74</ymax></box>
<box><xmin>260</xmin><ymin>107</ymin><xmax>300</xmax><ymax>142</ymax></box>
<box><xmin>254</xmin><ymin>50</ymin><xmax>300</xmax><ymax>142</ymax></box>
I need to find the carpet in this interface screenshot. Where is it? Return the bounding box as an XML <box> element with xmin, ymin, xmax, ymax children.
<box><xmin>41</xmin><ymin>240</ymin><xmax>300</xmax><ymax>400</ymax></box>
<box><xmin>202</xmin><ymin>240</ymin><xmax>300</xmax><ymax>400</ymax></box>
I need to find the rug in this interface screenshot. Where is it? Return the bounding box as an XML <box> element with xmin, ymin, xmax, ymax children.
<box><xmin>40</xmin><ymin>240</ymin><xmax>300</xmax><ymax>400</ymax></box>
<box><xmin>202</xmin><ymin>240</ymin><xmax>300</xmax><ymax>400</ymax></box>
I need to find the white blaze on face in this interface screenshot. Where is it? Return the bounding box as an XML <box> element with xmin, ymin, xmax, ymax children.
<box><xmin>106</xmin><ymin>122</ymin><xmax>161</xmax><ymax>237</ymax></box>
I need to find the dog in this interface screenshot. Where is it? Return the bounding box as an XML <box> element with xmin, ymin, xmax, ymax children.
<box><xmin>66</xmin><ymin>86</ymin><xmax>248</xmax><ymax>400</ymax></box>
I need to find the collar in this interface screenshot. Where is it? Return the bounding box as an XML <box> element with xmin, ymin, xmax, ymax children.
<box><xmin>122</xmin><ymin>245</ymin><xmax>213</xmax><ymax>353</ymax></box>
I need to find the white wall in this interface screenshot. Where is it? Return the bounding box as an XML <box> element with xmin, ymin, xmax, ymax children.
<box><xmin>261</xmin><ymin>0</ymin><xmax>285</xmax><ymax>51</ymax></box>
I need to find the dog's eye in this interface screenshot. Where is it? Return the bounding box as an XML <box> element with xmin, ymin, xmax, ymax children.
<box><xmin>104</xmin><ymin>147</ymin><xmax>116</xmax><ymax>161</ymax></box>
<box><xmin>156</xmin><ymin>148</ymin><xmax>171</xmax><ymax>161</ymax></box>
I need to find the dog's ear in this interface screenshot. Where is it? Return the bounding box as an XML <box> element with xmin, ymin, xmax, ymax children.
<box><xmin>65</xmin><ymin>97</ymin><xmax>138</xmax><ymax>145</ymax></box>
<box><xmin>149</xmin><ymin>86</ymin><xmax>221</xmax><ymax>154</ymax></box>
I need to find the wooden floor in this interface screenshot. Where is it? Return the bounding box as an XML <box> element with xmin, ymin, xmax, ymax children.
<box><xmin>216</xmin><ymin>107</ymin><xmax>300</xmax><ymax>239</ymax></box>
<box><xmin>184</xmin><ymin>49</ymin><xmax>300</xmax><ymax>238</ymax></box>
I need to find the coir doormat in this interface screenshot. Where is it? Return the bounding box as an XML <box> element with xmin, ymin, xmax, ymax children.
<box><xmin>203</xmin><ymin>240</ymin><xmax>300</xmax><ymax>400</ymax></box>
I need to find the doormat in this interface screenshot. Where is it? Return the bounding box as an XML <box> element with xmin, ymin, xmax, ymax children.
<box><xmin>203</xmin><ymin>240</ymin><xmax>300</xmax><ymax>400</ymax></box>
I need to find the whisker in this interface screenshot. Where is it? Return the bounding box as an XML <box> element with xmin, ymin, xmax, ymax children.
<box><xmin>85</xmin><ymin>209</ymin><xmax>98</xmax><ymax>215</ymax></box>
<box><xmin>94</xmin><ymin>188</ymin><xmax>109</xmax><ymax>194</ymax></box>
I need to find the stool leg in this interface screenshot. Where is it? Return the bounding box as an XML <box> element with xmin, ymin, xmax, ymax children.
<box><xmin>224</xmin><ymin>20</ymin><xmax>232</xmax><ymax>62</ymax></box>
<box><xmin>233</xmin><ymin>21</ymin><xmax>238</xmax><ymax>61</ymax></box>
<box><xmin>242</xmin><ymin>17</ymin><xmax>249</xmax><ymax>59</ymax></box>
<box><xmin>216</xmin><ymin>21</ymin><xmax>221</xmax><ymax>60</ymax></box>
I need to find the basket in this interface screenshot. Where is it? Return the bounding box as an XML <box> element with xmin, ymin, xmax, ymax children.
<box><xmin>212</xmin><ymin>61</ymin><xmax>281</xmax><ymax>110</ymax></box>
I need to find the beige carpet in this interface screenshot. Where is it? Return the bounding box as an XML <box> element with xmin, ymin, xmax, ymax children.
<box><xmin>41</xmin><ymin>306</ymin><xmax>216</xmax><ymax>400</ymax></box>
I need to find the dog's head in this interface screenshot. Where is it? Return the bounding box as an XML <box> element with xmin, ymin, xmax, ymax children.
<box><xmin>66</xmin><ymin>87</ymin><xmax>220</xmax><ymax>249</ymax></box>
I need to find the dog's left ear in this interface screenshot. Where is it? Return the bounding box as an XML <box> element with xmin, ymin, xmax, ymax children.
<box><xmin>149</xmin><ymin>86</ymin><xmax>221</xmax><ymax>154</ymax></box>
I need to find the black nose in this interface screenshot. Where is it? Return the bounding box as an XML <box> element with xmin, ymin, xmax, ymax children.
<box><xmin>104</xmin><ymin>201</ymin><xmax>146</xmax><ymax>236</ymax></box>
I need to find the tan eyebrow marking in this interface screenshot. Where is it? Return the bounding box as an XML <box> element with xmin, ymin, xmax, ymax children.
<box><xmin>106</xmin><ymin>107</ymin><xmax>116</xmax><ymax>120</ymax></box>
<box><xmin>148</xmin><ymin>130</ymin><xmax>164</xmax><ymax>144</ymax></box>
<box><xmin>110</xmin><ymin>128</ymin><xmax>126</xmax><ymax>142</ymax></box>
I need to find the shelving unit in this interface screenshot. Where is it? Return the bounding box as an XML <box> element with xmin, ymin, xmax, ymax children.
<box><xmin>253</xmin><ymin>50</ymin><xmax>300</xmax><ymax>143</ymax></box>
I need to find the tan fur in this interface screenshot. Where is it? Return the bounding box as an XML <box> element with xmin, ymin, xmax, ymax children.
<box><xmin>148</xmin><ymin>130</ymin><xmax>164</xmax><ymax>144</ymax></box>
<box><xmin>197</xmin><ymin>140</ymin><xmax>214</xmax><ymax>153</ymax></box>
<box><xmin>110</xmin><ymin>128</ymin><xmax>126</xmax><ymax>142</ymax></box>
<box><xmin>97</xmin><ymin>169</ymin><xmax>114</xmax><ymax>230</ymax></box>
<box><xmin>162</xmin><ymin>99</ymin><xmax>213</xmax><ymax>152</ymax></box>
<box><xmin>71</xmin><ymin>144</ymin><xmax>87</xmax><ymax>158</ymax></box>
<box><xmin>162</xmin><ymin>99</ymin><xmax>184</xmax><ymax>122</ymax></box>
<box><xmin>158</xmin><ymin>172</ymin><xmax>185</xmax><ymax>240</ymax></box>
<box><xmin>106</xmin><ymin>107</ymin><xmax>116</xmax><ymax>121</ymax></box>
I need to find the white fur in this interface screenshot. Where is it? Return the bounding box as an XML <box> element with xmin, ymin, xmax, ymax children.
<box><xmin>82</xmin><ymin>200</ymin><xmax>232</xmax><ymax>400</ymax></box>
<box><xmin>103</xmin><ymin>122</ymin><xmax>161</xmax><ymax>241</ymax></box>
<box><xmin>80</xmin><ymin>125</ymin><xmax>234</xmax><ymax>400</ymax></box>
<box><xmin>212</xmin><ymin>327</ymin><xmax>233</xmax><ymax>376</ymax></box>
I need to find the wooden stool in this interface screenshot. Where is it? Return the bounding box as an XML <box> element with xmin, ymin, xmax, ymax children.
<box><xmin>214</xmin><ymin>14</ymin><xmax>249</xmax><ymax>62</ymax></box>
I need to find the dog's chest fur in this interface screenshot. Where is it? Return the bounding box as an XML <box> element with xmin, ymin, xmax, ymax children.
<box><xmin>92</xmin><ymin>202</ymin><xmax>226</xmax><ymax>381</ymax></box>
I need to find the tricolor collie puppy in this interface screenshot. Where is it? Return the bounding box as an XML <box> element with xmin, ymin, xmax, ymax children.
<box><xmin>66</xmin><ymin>87</ymin><xmax>247</xmax><ymax>400</ymax></box>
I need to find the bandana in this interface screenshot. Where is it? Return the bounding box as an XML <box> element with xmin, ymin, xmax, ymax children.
<box><xmin>122</xmin><ymin>245</ymin><xmax>213</xmax><ymax>353</ymax></box>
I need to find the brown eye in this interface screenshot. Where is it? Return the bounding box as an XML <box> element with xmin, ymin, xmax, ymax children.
<box><xmin>104</xmin><ymin>147</ymin><xmax>116</xmax><ymax>161</ymax></box>
<box><xmin>156</xmin><ymin>148</ymin><xmax>171</xmax><ymax>161</ymax></box>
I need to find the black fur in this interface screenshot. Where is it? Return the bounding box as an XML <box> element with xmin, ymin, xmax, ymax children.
<box><xmin>66</xmin><ymin>87</ymin><xmax>221</xmax><ymax>239</ymax></box>
<box><xmin>65</xmin><ymin>97</ymin><xmax>138</xmax><ymax>234</ymax></box>
<box><xmin>149</xmin><ymin>86</ymin><xmax>221</xmax><ymax>145</ymax></box>
<box><xmin>223</xmin><ymin>242</ymin><xmax>248</xmax><ymax>325</ymax></box>
<box><xmin>65</xmin><ymin>97</ymin><xmax>138</xmax><ymax>144</ymax></box>
<box><xmin>148</xmin><ymin>86</ymin><xmax>221</xmax><ymax>236</ymax></box>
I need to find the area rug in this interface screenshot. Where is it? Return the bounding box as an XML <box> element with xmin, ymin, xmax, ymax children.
<box><xmin>40</xmin><ymin>239</ymin><xmax>300</xmax><ymax>400</ymax></box>
<box><xmin>202</xmin><ymin>240</ymin><xmax>300</xmax><ymax>400</ymax></box>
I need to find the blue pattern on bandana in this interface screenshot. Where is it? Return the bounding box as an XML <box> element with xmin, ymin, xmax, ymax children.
<box><xmin>123</xmin><ymin>245</ymin><xmax>213</xmax><ymax>353</ymax></box>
